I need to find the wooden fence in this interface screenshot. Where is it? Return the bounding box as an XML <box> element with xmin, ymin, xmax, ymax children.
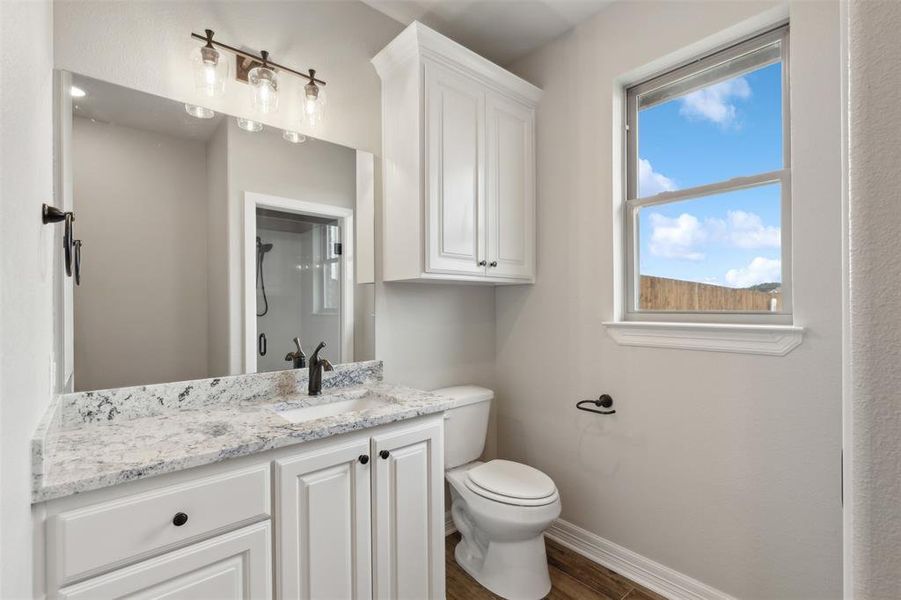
<box><xmin>639</xmin><ymin>276</ymin><xmax>782</xmax><ymax>312</ymax></box>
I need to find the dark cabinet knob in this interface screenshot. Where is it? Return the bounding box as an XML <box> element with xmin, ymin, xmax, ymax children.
<box><xmin>359</xmin><ymin>454</ymin><xmax>369</xmax><ymax>465</ymax></box>
<box><xmin>489</xmin><ymin>261</ymin><xmax>498</xmax><ymax>267</ymax></box>
<box><xmin>379</xmin><ymin>450</ymin><xmax>390</xmax><ymax>460</ymax></box>
<box><xmin>478</xmin><ymin>260</ymin><xmax>487</xmax><ymax>266</ymax></box>
<box><xmin>172</xmin><ymin>512</ymin><xmax>189</xmax><ymax>527</ymax></box>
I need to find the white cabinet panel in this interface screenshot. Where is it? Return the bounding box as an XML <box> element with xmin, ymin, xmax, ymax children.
<box><xmin>50</xmin><ymin>465</ymin><xmax>271</xmax><ymax>587</ymax></box>
<box><xmin>57</xmin><ymin>522</ymin><xmax>271</xmax><ymax>600</ymax></box>
<box><xmin>425</xmin><ymin>62</ymin><xmax>486</xmax><ymax>276</ymax></box>
<box><xmin>275</xmin><ymin>436</ymin><xmax>372</xmax><ymax>600</ymax></box>
<box><xmin>372</xmin><ymin>419</ymin><xmax>444</xmax><ymax>600</ymax></box>
<box><xmin>486</xmin><ymin>93</ymin><xmax>535</xmax><ymax>281</ymax></box>
<box><xmin>374</xmin><ymin>23</ymin><xmax>541</xmax><ymax>284</ymax></box>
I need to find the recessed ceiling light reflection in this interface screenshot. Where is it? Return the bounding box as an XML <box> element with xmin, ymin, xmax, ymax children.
<box><xmin>184</xmin><ymin>103</ymin><xmax>215</xmax><ymax>119</ymax></box>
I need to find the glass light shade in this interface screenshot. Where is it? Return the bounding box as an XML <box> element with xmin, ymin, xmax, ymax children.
<box><xmin>236</xmin><ymin>117</ymin><xmax>263</xmax><ymax>132</ymax></box>
<box><xmin>184</xmin><ymin>103</ymin><xmax>215</xmax><ymax>119</ymax></box>
<box><xmin>192</xmin><ymin>45</ymin><xmax>228</xmax><ymax>98</ymax></box>
<box><xmin>302</xmin><ymin>81</ymin><xmax>326</xmax><ymax>129</ymax></box>
<box><xmin>249</xmin><ymin>65</ymin><xmax>279</xmax><ymax>115</ymax></box>
<box><xmin>282</xmin><ymin>130</ymin><xmax>307</xmax><ymax>144</ymax></box>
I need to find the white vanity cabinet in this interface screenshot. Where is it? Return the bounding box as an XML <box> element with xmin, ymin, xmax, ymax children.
<box><xmin>373</xmin><ymin>22</ymin><xmax>541</xmax><ymax>284</ymax></box>
<box><xmin>274</xmin><ymin>417</ymin><xmax>445</xmax><ymax>600</ymax></box>
<box><xmin>42</xmin><ymin>416</ymin><xmax>445</xmax><ymax>600</ymax></box>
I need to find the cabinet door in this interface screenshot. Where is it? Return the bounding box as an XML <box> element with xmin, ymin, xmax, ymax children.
<box><xmin>486</xmin><ymin>92</ymin><xmax>536</xmax><ymax>280</ymax></box>
<box><xmin>424</xmin><ymin>61</ymin><xmax>486</xmax><ymax>276</ymax></box>
<box><xmin>275</xmin><ymin>437</ymin><xmax>372</xmax><ymax>600</ymax></box>
<box><xmin>372</xmin><ymin>418</ymin><xmax>445</xmax><ymax>600</ymax></box>
<box><xmin>57</xmin><ymin>522</ymin><xmax>271</xmax><ymax>600</ymax></box>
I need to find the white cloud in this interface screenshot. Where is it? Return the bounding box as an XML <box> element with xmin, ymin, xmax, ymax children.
<box><xmin>638</xmin><ymin>158</ymin><xmax>677</xmax><ymax>196</ymax></box>
<box><xmin>648</xmin><ymin>213</ymin><xmax>706</xmax><ymax>260</ymax></box>
<box><xmin>648</xmin><ymin>209</ymin><xmax>779</xmax><ymax>262</ymax></box>
<box><xmin>679</xmin><ymin>77</ymin><xmax>751</xmax><ymax>127</ymax></box>
<box><xmin>725</xmin><ymin>257</ymin><xmax>781</xmax><ymax>288</ymax></box>
<box><xmin>708</xmin><ymin>210</ymin><xmax>781</xmax><ymax>249</ymax></box>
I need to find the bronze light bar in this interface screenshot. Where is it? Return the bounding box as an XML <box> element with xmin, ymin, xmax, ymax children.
<box><xmin>191</xmin><ymin>29</ymin><xmax>326</xmax><ymax>87</ymax></box>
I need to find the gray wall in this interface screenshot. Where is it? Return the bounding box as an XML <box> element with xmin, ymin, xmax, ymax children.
<box><xmin>0</xmin><ymin>0</ymin><xmax>54</xmax><ymax>597</ymax></box>
<box><xmin>72</xmin><ymin>117</ymin><xmax>209</xmax><ymax>390</ymax></box>
<box><xmin>496</xmin><ymin>1</ymin><xmax>842</xmax><ymax>598</ymax></box>
<box><xmin>847</xmin><ymin>0</ymin><xmax>901</xmax><ymax>596</ymax></box>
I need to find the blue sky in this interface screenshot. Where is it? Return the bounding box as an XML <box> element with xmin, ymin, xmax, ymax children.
<box><xmin>637</xmin><ymin>61</ymin><xmax>783</xmax><ymax>288</ymax></box>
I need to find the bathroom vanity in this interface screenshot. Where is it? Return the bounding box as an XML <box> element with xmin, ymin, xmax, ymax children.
<box><xmin>32</xmin><ymin>362</ymin><xmax>454</xmax><ymax>599</ymax></box>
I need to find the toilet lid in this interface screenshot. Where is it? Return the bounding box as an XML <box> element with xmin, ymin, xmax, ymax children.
<box><xmin>465</xmin><ymin>460</ymin><xmax>557</xmax><ymax>502</ymax></box>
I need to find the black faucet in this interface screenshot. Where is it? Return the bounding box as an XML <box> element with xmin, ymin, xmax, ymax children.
<box><xmin>285</xmin><ymin>337</ymin><xmax>306</xmax><ymax>369</ymax></box>
<box><xmin>308</xmin><ymin>341</ymin><xmax>334</xmax><ymax>396</ymax></box>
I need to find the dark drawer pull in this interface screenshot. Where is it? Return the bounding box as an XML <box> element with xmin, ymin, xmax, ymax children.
<box><xmin>172</xmin><ymin>512</ymin><xmax>189</xmax><ymax>527</ymax></box>
<box><xmin>359</xmin><ymin>454</ymin><xmax>369</xmax><ymax>465</ymax></box>
<box><xmin>379</xmin><ymin>450</ymin><xmax>390</xmax><ymax>460</ymax></box>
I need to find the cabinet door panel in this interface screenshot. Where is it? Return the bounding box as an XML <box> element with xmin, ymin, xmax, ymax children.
<box><xmin>275</xmin><ymin>437</ymin><xmax>371</xmax><ymax>600</ymax></box>
<box><xmin>425</xmin><ymin>62</ymin><xmax>486</xmax><ymax>275</ymax></box>
<box><xmin>57</xmin><ymin>522</ymin><xmax>271</xmax><ymax>600</ymax></box>
<box><xmin>486</xmin><ymin>93</ymin><xmax>535</xmax><ymax>280</ymax></box>
<box><xmin>372</xmin><ymin>419</ymin><xmax>444</xmax><ymax>600</ymax></box>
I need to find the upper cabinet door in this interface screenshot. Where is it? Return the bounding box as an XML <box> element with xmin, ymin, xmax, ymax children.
<box><xmin>275</xmin><ymin>437</ymin><xmax>372</xmax><ymax>600</ymax></box>
<box><xmin>424</xmin><ymin>61</ymin><xmax>486</xmax><ymax>276</ymax></box>
<box><xmin>371</xmin><ymin>418</ymin><xmax>445</xmax><ymax>600</ymax></box>
<box><xmin>486</xmin><ymin>93</ymin><xmax>536</xmax><ymax>281</ymax></box>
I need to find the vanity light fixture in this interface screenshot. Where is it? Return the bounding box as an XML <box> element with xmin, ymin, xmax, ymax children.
<box><xmin>184</xmin><ymin>103</ymin><xmax>215</xmax><ymax>119</ymax></box>
<box><xmin>236</xmin><ymin>117</ymin><xmax>263</xmax><ymax>133</ymax></box>
<box><xmin>282</xmin><ymin>130</ymin><xmax>307</xmax><ymax>144</ymax></box>
<box><xmin>70</xmin><ymin>86</ymin><xmax>86</xmax><ymax>98</ymax></box>
<box><xmin>249</xmin><ymin>51</ymin><xmax>278</xmax><ymax>115</ymax></box>
<box><xmin>302</xmin><ymin>74</ymin><xmax>326</xmax><ymax>129</ymax></box>
<box><xmin>190</xmin><ymin>29</ymin><xmax>327</xmax><ymax>125</ymax></box>
<box><xmin>191</xmin><ymin>30</ymin><xmax>228</xmax><ymax>98</ymax></box>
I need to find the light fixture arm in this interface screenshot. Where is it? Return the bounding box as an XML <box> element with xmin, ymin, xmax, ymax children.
<box><xmin>190</xmin><ymin>30</ymin><xmax>326</xmax><ymax>86</ymax></box>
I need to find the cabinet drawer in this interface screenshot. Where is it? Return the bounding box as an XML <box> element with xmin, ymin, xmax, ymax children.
<box><xmin>49</xmin><ymin>465</ymin><xmax>270</xmax><ymax>586</ymax></box>
<box><xmin>57</xmin><ymin>521</ymin><xmax>272</xmax><ymax>600</ymax></box>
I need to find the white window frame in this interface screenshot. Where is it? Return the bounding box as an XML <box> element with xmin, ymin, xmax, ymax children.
<box><xmin>314</xmin><ymin>224</ymin><xmax>341</xmax><ymax>316</ymax></box>
<box><xmin>623</xmin><ymin>25</ymin><xmax>792</xmax><ymax>326</ymax></box>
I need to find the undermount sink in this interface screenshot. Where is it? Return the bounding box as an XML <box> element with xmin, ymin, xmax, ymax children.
<box><xmin>274</xmin><ymin>392</ymin><xmax>392</xmax><ymax>424</ymax></box>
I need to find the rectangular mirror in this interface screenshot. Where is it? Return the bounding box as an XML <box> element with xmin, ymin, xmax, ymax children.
<box><xmin>60</xmin><ymin>71</ymin><xmax>375</xmax><ymax>392</ymax></box>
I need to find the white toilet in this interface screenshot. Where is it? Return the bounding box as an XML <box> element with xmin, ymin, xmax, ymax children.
<box><xmin>435</xmin><ymin>385</ymin><xmax>562</xmax><ymax>600</ymax></box>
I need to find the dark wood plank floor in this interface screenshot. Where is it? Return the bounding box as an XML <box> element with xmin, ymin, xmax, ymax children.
<box><xmin>445</xmin><ymin>532</ymin><xmax>669</xmax><ymax>600</ymax></box>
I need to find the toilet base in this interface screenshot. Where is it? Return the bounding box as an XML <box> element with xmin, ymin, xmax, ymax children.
<box><xmin>454</xmin><ymin>534</ymin><xmax>552</xmax><ymax>600</ymax></box>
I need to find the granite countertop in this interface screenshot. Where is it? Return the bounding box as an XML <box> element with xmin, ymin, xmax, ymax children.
<box><xmin>32</xmin><ymin>362</ymin><xmax>456</xmax><ymax>503</ymax></box>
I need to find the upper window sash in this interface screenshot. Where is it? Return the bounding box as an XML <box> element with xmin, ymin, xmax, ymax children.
<box><xmin>625</xmin><ymin>24</ymin><xmax>790</xmax><ymax>203</ymax></box>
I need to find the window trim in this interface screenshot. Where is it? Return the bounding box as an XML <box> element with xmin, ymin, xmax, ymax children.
<box><xmin>622</xmin><ymin>24</ymin><xmax>792</xmax><ymax>325</ymax></box>
<box><xmin>313</xmin><ymin>224</ymin><xmax>341</xmax><ymax>316</ymax></box>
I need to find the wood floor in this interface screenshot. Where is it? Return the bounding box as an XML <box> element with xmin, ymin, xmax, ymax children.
<box><xmin>445</xmin><ymin>532</ymin><xmax>668</xmax><ymax>600</ymax></box>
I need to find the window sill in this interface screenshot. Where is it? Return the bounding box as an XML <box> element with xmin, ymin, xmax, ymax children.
<box><xmin>602</xmin><ymin>321</ymin><xmax>804</xmax><ymax>356</ymax></box>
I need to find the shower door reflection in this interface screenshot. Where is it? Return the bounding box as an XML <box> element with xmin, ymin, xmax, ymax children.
<box><xmin>255</xmin><ymin>208</ymin><xmax>342</xmax><ymax>373</ymax></box>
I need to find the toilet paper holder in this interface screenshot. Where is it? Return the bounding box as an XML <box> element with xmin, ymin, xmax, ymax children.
<box><xmin>576</xmin><ymin>394</ymin><xmax>615</xmax><ymax>415</ymax></box>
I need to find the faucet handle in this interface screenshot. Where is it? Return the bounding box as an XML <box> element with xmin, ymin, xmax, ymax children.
<box><xmin>321</xmin><ymin>358</ymin><xmax>334</xmax><ymax>372</ymax></box>
<box><xmin>292</xmin><ymin>337</ymin><xmax>304</xmax><ymax>355</ymax></box>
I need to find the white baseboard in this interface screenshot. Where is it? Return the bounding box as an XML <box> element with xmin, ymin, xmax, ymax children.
<box><xmin>546</xmin><ymin>519</ymin><xmax>736</xmax><ymax>600</ymax></box>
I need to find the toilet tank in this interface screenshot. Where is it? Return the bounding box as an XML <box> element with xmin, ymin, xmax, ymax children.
<box><xmin>432</xmin><ymin>385</ymin><xmax>493</xmax><ymax>469</ymax></box>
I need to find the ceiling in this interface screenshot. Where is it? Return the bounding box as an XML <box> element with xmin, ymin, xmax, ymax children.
<box><xmin>72</xmin><ymin>74</ymin><xmax>224</xmax><ymax>142</ymax></box>
<box><xmin>360</xmin><ymin>0</ymin><xmax>612</xmax><ymax>65</ymax></box>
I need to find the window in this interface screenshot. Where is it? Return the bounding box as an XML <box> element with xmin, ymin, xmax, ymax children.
<box><xmin>314</xmin><ymin>224</ymin><xmax>341</xmax><ymax>314</ymax></box>
<box><xmin>624</xmin><ymin>25</ymin><xmax>790</xmax><ymax>323</ymax></box>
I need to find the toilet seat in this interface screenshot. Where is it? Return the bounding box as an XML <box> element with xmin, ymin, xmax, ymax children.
<box><xmin>465</xmin><ymin>460</ymin><xmax>558</xmax><ymax>507</ymax></box>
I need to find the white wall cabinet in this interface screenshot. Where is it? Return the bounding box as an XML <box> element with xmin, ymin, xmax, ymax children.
<box><xmin>373</xmin><ymin>22</ymin><xmax>541</xmax><ymax>284</ymax></box>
